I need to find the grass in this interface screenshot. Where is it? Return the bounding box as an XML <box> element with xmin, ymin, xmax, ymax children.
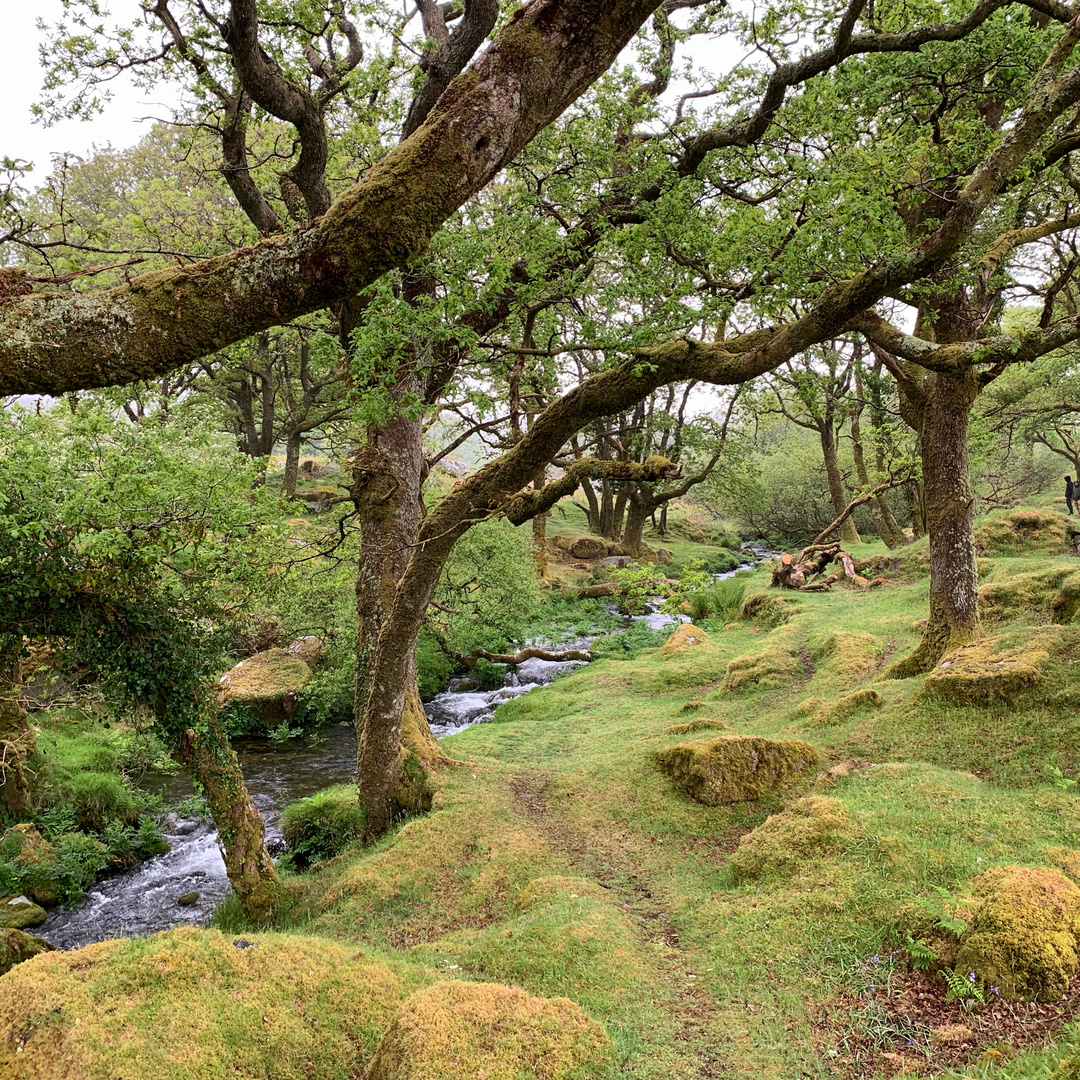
<box><xmin>11</xmin><ymin>506</ymin><xmax>1080</xmax><ymax>1078</ymax></box>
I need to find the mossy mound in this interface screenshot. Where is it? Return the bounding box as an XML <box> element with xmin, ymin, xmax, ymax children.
<box><xmin>739</xmin><ymin>592</ymin><xmax>797</xmax><ymax>626</ymax></box>
<box><xmin>292</xmin><ymin>484</ymin><xmax>339</xmax><ymax>503</ymax></box>
<box><xmin>364</xmin><ymin>980</ymin><xmax>612</xmax><ymax>1080</ymax></box>
<box><xmin>922</xmin><ymin>632</ymin><xmax>1055</xmax><ymax>705</ymax></box>
<box><xmin>974</xmin><ymin>508</ymin><xmax>1080</xmax><ymax>557</ymax></box>
<box><xmin>663</xmin><ymin>719</ymin><xmax>731</xmax><ymax>735</ymax></box>
<box><xmin>217</xmin><ymin>648</ymin><xmax>312</xmax><ymax>726</ymax></box>
<box><xmin>0</xmin><ymin>895</ymin><xmax>46</xmax><ymax>929</ymax></box>
<box><xmin>811</xmin><ymin>630</ymin><xmax>883</xmax><ymax>682</ymax></box>
<box><xmin>722</xmin><ymin>636</ymin><xmax>802</xmax><ymax>692</ymax></box>
<box><xmin>515</xmin><ymin>875</ymin><xmax>610</xmax><ymax>911</ymax></box>
<box><xmin>660</xmin><ymin>623</ymin><xmax>709</xmax><ymax>656</ymax></box>
<box><xmin>567</xmin><ymin>535</ymin><xmax>608</xmax><ymax>560</ymax></box>
<box><xmin>808</xmin><ymin>689</ymin><xmax>883</xmax><ymax>726</ymax></box>
<box><xmin>978</xmin><ymin>565</ymin><xmax>1080</xmax><ymax>624</ymax></box>
<box><xmin>0</xmin><ymin>928</ymin><xmax>53</xmax><ymax>976</ymax></box>
<box><xmin>656</xmin><ymin>735</ymin><xmax>820</xmax><ymax>805</ymax></box>
<box><xmin>728</xmin><ymin>796</ymin><xmax>861</xmax><ymax>883</ymax></box>
<box><xmin>0</xmin><ymin>926</ymin><xmax>407</xmax><ymax>1080</ymax></box>
<box><xmin>1043</xmin><ymin>847</ymin><xmax>1080</xmax><ymax>885</ymax></box>
<box><xmin>955</xmin><ymin>866</ymin><xmax>1080</xmax><ymax>1001</ymax></box>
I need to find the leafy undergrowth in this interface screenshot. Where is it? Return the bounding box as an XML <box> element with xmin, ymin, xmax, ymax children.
<box><xmin>14</xmin><ymin>508</ymin><xmax>1080</xmax><ymax>1078</ymax></box>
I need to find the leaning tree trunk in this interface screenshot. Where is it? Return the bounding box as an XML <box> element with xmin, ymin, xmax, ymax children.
<box><xmin>280</xmin><ymin>430</ymin><xmax>302</xmax><ymax>499</ymax></box>
<box><xmin>887</xmin><ymin>371</ymin><xmax>981</xmax><ymax>677</ymax></box>
<box><xmin>173</xmin><ymin>713</ymin><xmax>284</xmax><ymax>921</ymax></box>
<box><xmin>350</xmin><ymin>374</ymin><xmax>447</xmax><ymax>837</ymax></box>
<box><xmin>0</xmin><ymin>657</ymin><xmax>33</xmax><ymax>819</ymax></box>
<box><xmin>821</xmin><ymin>427</ymin><xmax>862</xmax><ymax>544</ymax></box>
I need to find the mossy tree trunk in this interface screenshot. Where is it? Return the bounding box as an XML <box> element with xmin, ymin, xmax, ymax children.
<box><xmin>850</xmin><ymin>392</ymin><xmax>907</xmax><ymax>548</ymax></box>
<box><xmin>821</xmin><ymin>426</ymin><xmax>862</xmax><ymax>545</ymax></box>
<box><xmin>281</xmin><ymin>430</ymin><xmax>302</xmax><ymax>499</ymax></box>
<box><xmin>0</xmin><ymin>657</ymin><xmax>32</xmax><ymax>819</ymax></box>
<box><xmin>173</xmin><ymin>714</ymin><xmax>284</xmax><ymax>921</ymax></box>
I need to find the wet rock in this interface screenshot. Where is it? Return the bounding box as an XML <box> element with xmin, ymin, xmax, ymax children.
<box><xmin>955</xmin><ymin>866</ymin><xmax>1080</xmax><ymax>1000</ymax></box>
<box><xmin>176</xmin><ymin>892</ymin><xmax>200</xmax><ymax>907</ymax></box>
<box><xmin>600</xmin><ymin>555</ymin><xmax>634</xmax><ymax>567</ymax></box>
<box><xmin>0</xmin><ymin>928</ymin><xmax>54</xmax><ymax>976</ymax></box>
<box><xmin>365</xmin><ymin>980</ymin><xmax>612</xmax><ymax>1080</ymax></box>
<box><xmin>656</xmin><ymin>735</ymin><xmax>819</xmax><ymax>805</ymax></box>
<box><xmin>232</xmin><ymin>938</ymin><xmax>257</xmax><ymax>949</ymax></box>
<box><xmin>0</xmin><ymin>894</ymin><xmax>47</xmax><ymax>930</ymax></box>
<box><xmin>568</xmin><ymin>536</ymin><xmax>608</xmax><ymax>560</ymax></box>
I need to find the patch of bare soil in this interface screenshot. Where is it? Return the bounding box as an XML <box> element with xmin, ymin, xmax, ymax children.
<box><xmin>815</xmin><ymin>966</ymin><xmax>1080</xmax><ymax>1076</ymax></box>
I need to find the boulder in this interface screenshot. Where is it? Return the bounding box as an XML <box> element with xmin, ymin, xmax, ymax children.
<box><xmin>0</xmin><ymin>825</ymin><xmax>59</xmax><ymax>906</ymax></box>
<box><xmin>722</xmin><ymin>636</ymin><xmax>802</xmax><ymax>692</ymax></box>
<box><xmin>600</xmin><ymin>555</ymin><xmax>634</xmax><ymax>567</ymax></box>
<box><xmin>365</xmin><ymin>981</ymin><xmax>612</xmax><ymax>1080</ymax></box>
<box><xmin>0</xmin><ymin>929</ymin><xmax>54</xmax><ymax>976</ymax></box>
<box><xmin>811</xmin><ymin>630</ymin><xmax>883</xmax><ymax>683</ymax></box>
<box><xmin>738</xmin><ymin>592</ymin><xmax>796</xmax><ymax>627</ymax></box>
<box><xmin>922</xmin><ymin>633</ymin><xmax>1053</xmax><ymax>705</ymax></box>
<box><xmin>568</xmin><ymin>536</ymin><xmax>608</xmax><ymax>560</ymax></box>
<box><xmin>660</xmin><ymin>623</ymin><xmax>709</xmax><ymax>656</ymax></box>
<box><xmin>728</xmin><ymin>796</ymin><xmax>860</xmax><ymax>882</ymax></box>
<box><xmin>0</xmin><ymin>927</ymin><xmax>405</xmax><ymax>1080</ymax></box>
<box><xmin>656</xmin><ymin>735</ymin><xmax>820</xmax><ymax>805</ymax></box>
<box><xmin>807</xmin><ymin>688</ymin><xmax>883</xmax><ymax>725</ymax></box>
<box><xmin>286</xmin><ymin>635</ymin><xmax>324</xmax><ymax>668</ymax></box>
<box><xmin>0</xmin><ymin>895</ymin><xmax>46</xmax><ymax>930</ymax></box>
<box><xmin>292</xmin><ymin>484</ymin><xmax>338</xmax><ymax>504</ymax></box>
<box><xmin>217</xmin><ymin>648</ymin><xmax>312</xmax><ymax>726</ymax></box>
<box><xmin>955</xmin><ymin>866</ymin><xmax>1080</xmax><ymax>1001</ymax></box>
<box><xmin>656</xmin><ymin>547</ymin><xmax>674</xmax><ymax>565</ymax></box>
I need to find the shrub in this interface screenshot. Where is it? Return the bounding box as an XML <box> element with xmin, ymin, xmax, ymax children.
<box><xmin>591</xmin><ymin>621</ymin><xmax>671</xmax><ymax>660</ymax></box>
<box><xmin>279</xmin><ymin>784</ymin><xmax>365</xmax><ymax>869</ymax></box>
<box><xmin>67</xmin><ymin>771</ymin><xmax>141</xmax><ymax>831</ymax></box>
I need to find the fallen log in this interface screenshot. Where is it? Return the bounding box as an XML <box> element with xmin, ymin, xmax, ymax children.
<box><xmin>462</xmin><ymin>646</ymin><xmax>593</xmax><ymax>668</ymax></box>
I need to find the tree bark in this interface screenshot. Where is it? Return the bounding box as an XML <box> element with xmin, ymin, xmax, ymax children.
<box><xmin>622</xmin><ymin>496</ymin><xmax>649</xmax><ymax>555</ymax></box>
<box><xmin>821</xmin><ymin>426</ymin><xmax>862</xmax><ymax>544</ymax></box>
<box><xmin>850</xmin><ymin>402</ymin><xmax>906</xmax><ymax>547</ymax></box>
<box><xmin>0</xmin><ymin>657</ymin><xmax>33</xmax><ymax>819</ymax></box>
<box><xmin>173</xmin><ymin>714</ymin><xmax>284</xmax><ymax>922</ymax></box>
<box><xmin>281</xmin><ymin>430</ymin><xmax>302</xmax><ymax>499</ymax></box>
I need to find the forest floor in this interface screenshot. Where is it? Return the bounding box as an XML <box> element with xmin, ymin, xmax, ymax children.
<box><xmin>9</xmin><ymin>502</ymin><xmax>1080</xmax><ymax>1079</ymax></box>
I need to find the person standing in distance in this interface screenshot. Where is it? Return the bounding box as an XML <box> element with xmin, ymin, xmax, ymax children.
<box><xmin>1066</xmin><ymin>476</ymin><xmax>1076</xmax><ymax>515</ymax></box>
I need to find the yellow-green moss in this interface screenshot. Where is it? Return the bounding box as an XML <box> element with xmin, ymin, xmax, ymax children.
<box><xmin>656</xmin><ymin>735</ymin><xmax>820</xmax><ymax>805</ymax></box>
<box><xmin>722</xmin><ymin>628</ymin><xmax>803</xmax><ymax>692</ymax></box>
<box><xmin>922</xmin><ymin>632</ymin><xmax>1055</xmax><ymax>705</ymax></box>
<box><xmin>811</xmin><ymin>630</ymin><xmax>883</xmax><ymax>682</ymax></box>
<box><xmin>1043</xmin><ymin>847</ymin><xmax>1080</xmax><ymax>884</ymax></box>
<box><xmin>978</xmin><ymin>565</ymin><xmax>1080</xmax><ymax>623</ymax></box>
<box><xmin>660</xmin><ymin>623</ymin><xmax>709</xmax><ymax>656</ymax></box>
<box><xmin>0</xmin><ymin>928</ymin><xmax>53</xmax><ymax>976</ymax></box>
<box><xmin>808</xmin><ymin>689</ymin><xmax>883</xmax><ymax>726</ymax></box>
<box><xmin>364</xmin><ymin>980</ymin><xmax>613</xmax><ymax>1080</ymax></box>
<box><xmin>728</xmin><ymin>796</ymin><xmax>861</xmax><ymax>883</ymax></box>
<box><xmin>955</xmin><ymin>866</ymin><xmax>1080</xmax><ymax>1001</ymax></box>
<box><xmin>663</xmin><ymin>719</ymin><xmax>731</xmax><ymax>736</ymax></box>
<box><xmin>0</xmin><ymin>895</ymin><xmax>46</xmax><ymax>930</ymax></box>
<box><xmin>974</xmin><ymin>508</ymin><xmax>1080</xmax><ymax>557</ymax></box>
<box><xmin>0</xmin><ymin>927</ymin><xmax>409</xmax><ymax>1079</ymax></box>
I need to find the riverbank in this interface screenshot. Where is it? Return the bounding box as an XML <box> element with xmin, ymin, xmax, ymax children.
<box><xmin>7</xmin><ymin>508</ymin><xmax>1080</xmax><ymax>1078</ymax></box>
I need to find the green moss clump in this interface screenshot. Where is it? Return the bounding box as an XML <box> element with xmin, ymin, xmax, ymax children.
<box><xmin>656</xmin><ymin>736</ymin><xmax>820</xmax><ymax>805</ymax></box>
<box><xmin>922</xmin><ymin>632</ymin><xmax>1055</xmax><ymax>705</ymax></box>
<box><xmin>217</xmin><ymin>649</ymin><xmax>312</xmax><ymax>729</ymax></box>
<box><xmin>808</xmin><ymin>689</ymin><xmax>883</xmax><ymax>725</ymax></box>
<box><xmin>722</xmin><ymin>640</ymin><xmax>802</xmax><ymax>692</ymax></box>
<box><xmin>738</xmin><ymin>593</ymin><xmax>796</xmax><ymax>627</ymax></box>
<box><xmin>729</xmin><ymin>796</ymin><xmax>861</xmax><ymax>883</ymax></box>
<box><xmin>364</xmin><ymin>981</ymin><xmax>613</xmax><ymax>1080</ymax></box>
<box><xmin>955</xmin><ymin>866</ymin><xmax>1080</xmax><ymax>1001</ymax></box>
<box><xmin>973</xmin><ymin>508</ymin><xmax>1080</xmax><ymax>557</ymax></box>
<box><xmin>280</xmin><ymin>784</ymin><xmax>365</xmax><ymax>869</ymax></box>
<box><xmin>663</xmin><ymin>719</ymin><xmax>731</xmax><ymax>735</ymax></box>
<box><xmin>811</xmin><ymin>630</ymin><xmax>883</xmax><ymax>682</ymax></box>
<box><xmin>0</xmin><ymin>928</ymin><xmax>53</xmax><ymax>976</ymax></box>
<box><xmin>66</xmin><ymin>771</ymin><xmax>141</xmax><ymax>831</ymax></box>
<box><xmin>0</xmin><ymin>895</ymin><xmax>46</xmax><ymax>929</ymax></box>
<box><xmin>0</xmin><ymin>927</ymin><xmax>408</xmax><ymax>1079</ymax></box>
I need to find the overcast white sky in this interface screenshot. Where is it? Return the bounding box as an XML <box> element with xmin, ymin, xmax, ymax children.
<box><xmin>1</xmin><ymin>2</ymin><xmax>172</xmax><ymax>174</ymax></box>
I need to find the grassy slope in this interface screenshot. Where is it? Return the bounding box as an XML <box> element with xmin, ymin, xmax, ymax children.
<box><xmin>211</xmin><ymin>511</ymin><xmax>1080</xmax><ymax>1080</ymax></box>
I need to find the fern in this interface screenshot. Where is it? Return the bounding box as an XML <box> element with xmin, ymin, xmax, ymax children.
<box><xmin>904</xmin><ymin>936</ymin><xmax>938</xmax><ymax>972</ymax></box>
<box><xmin>941</xmin><ymin>967</ymin><xmax>984</xmax><ymax>1004</ymax></box>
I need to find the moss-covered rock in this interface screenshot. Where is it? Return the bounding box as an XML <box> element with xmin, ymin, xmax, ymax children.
<box><xmin>0</xmin><ymin>825</ymin><xmax>59</xmax><ymax>906</ymax></box>
<box><xmin>0</xmin><ymin>926</ymin><xmax>407</xmax><ymax>1079</ymax></box>
<box><xmin>567</xmin><ymin>535</ymin><xmax>608</xmax><ymax>560</ymax></box>
<box><xmin>0</xmin><ymin>928</ymin><xmax>53</xmax><ymax>976</ymax></box>
<box><xmin>656</xmin><ymin>735</ymin><xmax>820</xmax><ymax>805</ymax></box>
<box><xmin>364</xmin><ymin>980</ymin><xmax>612</xmax><ymax>1080</ymax></box>
<box><xmin>729</xmin><ymin>796</ymin><xmax>861</xmax><ymax>883</ymax></box>
<box><xmin>217</xmin><ymin>648</ymin><xmax>312</xmax><ymax>727</ymax></box>
<box><xmin>660</xmin><ymin>624</ymin><xmax>709</xmax><ymax>656</ymax></box>
<box><xmin>811</xmin><ymin>630</ymin><xmax>883</xmax><ymax>682</ymax></box>
<box><xmin>955</xmin><ymin>866</ymin><xmax>1080</xmax><ymax>1001</ymax></box>
<box><xmin>808</xmin><ymin>689</ymin><xmax>883</xmax><ymax>726</ymax></box>
<box><xmin>515</xmin><ymin>875</ymin><xmax>610</xmax><ymax>911</ymax></box>
<box><xmin>974</xmin><ymin>508</ymin><xmax>1080</xmax><ymax>556</ymax></box>
<box><xmin>978</xmin><ymin>565</ymin><xmax>1080</xmax><ymax>623</ymax></box>
<box><xmin>739</xmin><ymin>592</ymin><xmax>797</xmax><ymax>627</ymax></box>
<box><xmin>922</xmin><ymin>633</ymin><xmax>1055</xmax><ymax>705</ymax></box>
<box><xmin>0</xmin><ymin>894</ymin><xmax>46</xmax><ymax>930</ymax></box>
<box><xmin>1043</xmin><ymin>847</ymin><xmax>1080</xmax><ymax>885</ymax></box>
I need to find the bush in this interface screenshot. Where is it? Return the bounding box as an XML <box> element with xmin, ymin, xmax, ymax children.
<box><xmin>279</xmin><ymin>785</ymin><xmax>365</xmax><ymax>869</ymax></box>
<box><xmin>591</xmin><ymin>621</ymin><xmax>672</xmax><ymax>660</ymax></box>
<box><xmin>67</xmin><ymin>771</ymin><xmax>141</xmax><ymax>831</ymax></box>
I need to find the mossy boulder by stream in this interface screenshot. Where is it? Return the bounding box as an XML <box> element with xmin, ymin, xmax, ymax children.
<box><xmin>0</xmin><ymin>894</ymin><xmax>46</xmax><ymax>929</ymax></box>
<box><xmin>217</xmin><ymin>648</ymin><xmax>312</xmax><ymax>729</ymax></box>
<box><xmin>656</xmin><ymin>735</ymin><xmax>820</xmax><ymax>804</ymax></box>
<box><xmin>0</xmin><ymin>928</ymin><xmax>53</xmax><ymax>976</ymax></box>
<box><xmin>364</xmin><ymin>980</ymin><xmax>612</xmax><ymax>1080</ymax></box>
<box><xmin>955</xmin><ymin>866</ymin><xmax>1080</xmax><ymax>1001</ymax></box>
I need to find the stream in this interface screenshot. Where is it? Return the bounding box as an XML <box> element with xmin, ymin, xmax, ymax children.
<box><xmin>38</xmin><ymin>548</ymin><xmax>767</xmax><ymax>949</ymax></box>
